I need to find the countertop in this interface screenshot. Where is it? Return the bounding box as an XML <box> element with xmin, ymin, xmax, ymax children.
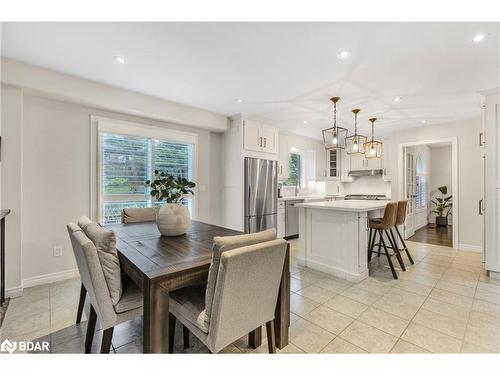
<box><xmin>295</xmin><ymin>200</ymin><xmax>387</xmax><ymax>212</ymax></box>
<box><xmin>278</xmin><ymin>195</ymin><xmax>345</xmax><ymax>201</ymax></box>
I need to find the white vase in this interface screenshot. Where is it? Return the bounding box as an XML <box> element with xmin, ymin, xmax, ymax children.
<box><xmin>156</xmin><ymin>203</ymin><xmax>191</xmax><ymax>236</ymax></box>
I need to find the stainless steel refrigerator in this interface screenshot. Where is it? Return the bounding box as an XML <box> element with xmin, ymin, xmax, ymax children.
<box><xmin>244</xmin><ymin>157</ymin><xmax>278</xmax><ymax>233</ymax></box>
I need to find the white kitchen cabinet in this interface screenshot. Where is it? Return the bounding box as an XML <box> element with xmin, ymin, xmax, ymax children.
<box><xmin>340</xmin><ymin>149</ymin><xmax>353</xmax><ymax>182</ymax></box>
<box><xmin>350</xmin><ymin>153</ymin><xmax>366</xmax><ymax>170</ymax></box>
<box><xmin>382</xmin><ymin>139</ymin><xmax>393</xmax><ymax>181</ymax></box>
<box><xmin>316</xmin><ymin>143</ymin><xmax>327</xmax><ymax>181</ymax></box>
<box><xmin>278</xmin><ymin>136</ymin><xmax>289</xmax><ymax>180</ymax></box>
<box><xmin>326</xmin><ymin>149</ymin><xmax>340</xmax><ymax>180</ymax></box>
<box><xmin>277</xmin><ymin>200</ymin><xmax>285</xmax><ymax>238</ymax></box>
<box><xmin>367</xmin><ymin>157</ymin><xmax>382</xmax><ymax>170</ymax></box>
<box><xmin>243</xmin><ymin>119</ymin><xmax>278</xmax><ymax>154</ymax></box>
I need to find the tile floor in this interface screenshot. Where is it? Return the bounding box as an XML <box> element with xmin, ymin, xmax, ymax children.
<box><xmin>1</xmin><ymin>239</ymin><xmax>499</xmax><ymax>354</ymax></box>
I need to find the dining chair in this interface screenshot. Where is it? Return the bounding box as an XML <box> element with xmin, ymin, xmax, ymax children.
<box><xmin>74</xmin><ymin>208</ymin><xmax>158</xmax><ymax>325</ymax></box>
<box><xmin>67</xmin><ymin>219</ymin><xmax>143</xmax><ymax>353</ymax></box>
<box><xmin>168</xmin><ymin>230</ymin><xmax>287</xmax><ymax>353</ymax></box>
<box><xmin>121</xmin><ymin>207</ymin><xmax>158</xmax><ymax>223</ymax></box>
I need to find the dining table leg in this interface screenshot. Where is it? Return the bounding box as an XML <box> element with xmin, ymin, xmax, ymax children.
<box><xmin>274</xmin><ymin>243</ymin><xmax>290</xmax><ymax>349</ymax></box>
<box><xmin>143</xmin><ymin>277</ymin><xmax>170</xmax><ymax>353</ymax></box>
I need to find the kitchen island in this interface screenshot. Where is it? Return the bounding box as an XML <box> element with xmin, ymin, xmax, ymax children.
<box><xmin>296</xmin><ymin>200</ymin><xmax>388</xmax><ymax>282</ymax></box>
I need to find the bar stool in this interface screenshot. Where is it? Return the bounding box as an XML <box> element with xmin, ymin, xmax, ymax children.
<box><xmin>367</xmin><ymin>202</ymin><xmax>403</xmax><ymax>279</ymax></box>
<box><xmin>390</xmin><ymin>200</ymin><xmax>414</xmax><ymax>265</ymax></box>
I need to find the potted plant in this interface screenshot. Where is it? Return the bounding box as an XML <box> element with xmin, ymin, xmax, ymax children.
<box><xmin>431</xmin><ymin>185</ymin><xmax>452</xmax><ymax>226</ymax></box>
<box><xmin>145</xmin><ymin>170</ymin><xmax>196</xmax><ymax>236</ymax></box>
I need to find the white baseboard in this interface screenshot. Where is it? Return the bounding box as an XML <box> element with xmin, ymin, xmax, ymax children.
<box><xmin>458</xmin><ymin>244</ymin><xmax>483</xmax><ymax>253</ymax></box>
<box><xmin>5</xmin><ymin>285</ymin><xmax>23</xmax><ymax>298</ymax></box>
<box><xmin>489</xmin><ymin>271</ymin><xmax>500</xmax><ymax>280</ymax></box>
<box><xmin>22</xmin><ymin>268</ymin><xmax>80</xmax><ymax>289</ymax></box>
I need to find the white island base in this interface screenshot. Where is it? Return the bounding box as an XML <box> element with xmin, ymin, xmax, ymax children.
<box><xmin>296</xmin><ymin>201</ymin><xmax>387</xmax><ymax>283</ymax></box>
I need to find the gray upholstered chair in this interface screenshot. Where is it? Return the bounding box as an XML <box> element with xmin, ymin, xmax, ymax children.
<box><xmin>168</xmin><ymin>230</ymin><xmax>287</xmax><ymax>354</ymax></box>
<box><xmin>67</xmin><ymin>220</ymin><xmax>143</xmax><ymax>353</ymax></box>
<box><xmin>121</xmin><ymin>207</ymin><xmax>158</xmax><ymax>223</ymax></box>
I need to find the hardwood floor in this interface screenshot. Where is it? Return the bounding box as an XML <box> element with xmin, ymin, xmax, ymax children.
<box><xmin>409</xmin><ymin>224</ymin><xmax>453</xmax><ymax>247</ymax></box>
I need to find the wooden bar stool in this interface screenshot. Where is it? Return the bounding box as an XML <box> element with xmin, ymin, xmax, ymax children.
<box><xmin>367</xmin><ymin>202</ymin><xmax>403</xmax><ymax>279</ymax></box>
<box><xmin>390</xmin><ymin>200</ymin><xmax>414</xmax><ymax>265</ymax></box>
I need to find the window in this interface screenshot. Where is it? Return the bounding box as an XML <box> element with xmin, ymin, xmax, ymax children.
<box><xmin>99</xmin><ymin>127</ymin><xmax>195</xmax><ymax>224</ymax></box>
<box><xmin>415</xmin><ymin>156</ymin><xmax>426</xmax><ymax>210</ymax></box>
<box><xmin>283</xmin><ymin>152</ymin><xmax>303</xmax><ymax>186</ymax></box>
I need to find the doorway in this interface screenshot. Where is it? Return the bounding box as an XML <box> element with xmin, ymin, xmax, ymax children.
<box><xmin>399</xmin><ymin>138</ymin><xmax>458</xmax><ymax>248</ymax></box>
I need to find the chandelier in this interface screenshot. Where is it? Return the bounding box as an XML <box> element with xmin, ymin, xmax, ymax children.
<box><xmin>346</xmin><ymin>108</ymin><xmax>368</xmax><ymax>155</ymax></box>
<box><xmin>364</xmin><ymin>118</ymin><xmax>383</xmax><ymax>158</ymax></box>
<box><xmin>322</xmin><ymin>96</ymin><xmax>348</xmax><ymax>150</ymax></box>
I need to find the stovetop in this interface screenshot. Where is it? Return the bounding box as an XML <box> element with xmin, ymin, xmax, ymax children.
<box><xmin>344</xmin><ymin>194</ymin><xmax>387</xmax><ymax>200</ymax></box>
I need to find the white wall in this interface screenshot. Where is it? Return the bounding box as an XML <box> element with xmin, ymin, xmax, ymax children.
<box><xmin>429</xmin><ymin>145</ymin><xmax>452</xmax><ymax>222</ymax></box>
<box><xmin>1</xmin><ymin>87</ymin><xmax>223</xmax><ymax>291</ymax></box>
<box><xmin>389</xmin><ymin>118</ymin><xmax>483</xmax><ymax>250</ymax></box>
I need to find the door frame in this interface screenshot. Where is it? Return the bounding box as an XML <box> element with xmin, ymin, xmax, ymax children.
<box><xmin>397</xmin><ymin>137</ymin><xmax>458</xmax><ymax>249</ymax></box>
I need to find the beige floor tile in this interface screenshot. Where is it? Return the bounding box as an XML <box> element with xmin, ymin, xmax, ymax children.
<box><xmin>324</xmin><ymin>295</ymin><xmax>368</xmax><ymax>318</ymax></box>
<box><xmin>461</xmin><ymin>340</ymin><xmax>499</xmax><ymax>353</ymax></box>
<box><xmin>354</xmin><ymin>277</ymin><xmax>396</xmax><ymax>294</ymax></box>
<box><xmin>290</xmin><ymin>293</ymin><xmax>320</xmax><ymax>317</ymax></box>
<box><xmin>393</xmin><ymin>280</ymin><xmax>433</xmax><ymax>296</ymax></box>
<box><xmin>372</xmin><ymin>289</ymin><xmax>424</xmax><ymax>320</ymax></box>
<box><xmin>358</xmin><ymin>307</ymin><xmax>410</xmax><ymax>337</ymax></box>
<box><xmin>290</xmin><ymin>276</ymin><xmax>313</xmax><ymax>292</ymax></box>
<box><xmin>303</xmin><ymin>305</ymin><xmax>354</xmax><ymax>335</ymax></box>
<box><xmin>314</xmin><ymin>277</ymin><xmax>353</xmax><ymax>293</ymax></box>
<box><xmin>477</xmin><ymin>281</ymin><xmax>500</xmax><ymax>293</ymax></box>
<box><xmin>421</xmin><ymin>298</ymin><xmax>470</xmax><ymax>322</ymax></box>
<box><xmin>1</xmin><ymin>309</ymin><xmax>50</xmax><ymax>339</ymax></box>
<box><xmin>441</xmin><ymin>274</ymin><xmax>478</xmax><ymax>289</ymax></box>
<box><xmin>339</xmin><ymin>321</ymin><xmax>398</xmax><ymax>353</ymax></box>
<box><xmin>340</xmin><ymin>285</ymin><xmax>384</xmax><ymax>305</ymax></box>
<box><xmin>297</xmin><ymin>285</ymin><xmax>336</xmax><ymax>304</ymax></box>
<box><xmin>292</xmin><ymin>269</ymin><xmax>326</xmax><ymax>284</ymax></box>
<box><xmin>472</xmin><ymin>298</ymin><xmax>500</xmax><ymax>317</ymax></box>
<box><xmin>320</xmin><ymin>337</ymin><xmax>367</xmax><ymax>353</ymax></box>
<box><xmin>435</xmin><ymin>279</ymin><xmax>476</xmax><ymax>297</ymax></box>
<box><xmin>467</xmin><ymin>310</ymin><xmax>500</xmax><ymax>331</ymax></box>
<box><xmin>397</xmin><ymin>272</ymin><xmax>440</xmax><ymax>287</ymax></box>
<box><xmin>428</xmin><ymin>288</ymin><xmax>473</xmax><ymax>309</ymax></box>
<box><xmin>401</xmin><ymin>322</ymin><xmax>462</xmax><ymax>353</ymax></box>
<box><xmin>463</xmin><ymin>324</ymin><xmax>500</xmax><ymax>352</ymax></box>
<box><xmin>252</xmin><ymin>342</ymin><xmax>305</xmax><ymax>354</ymax></box>
<box><xmin>289</xmin><ymin>319</ymin><xmax>335</xmax><ymax>353</ymax></box>
<box><xmin>474</xmin><ymin>288</ymin><xmax>500</xmax><ymax>305</ymax></box>
<box><xmin>412</xmin><ymin>308</ymin><xmax>467</xmax><ymax>339</ymax></box>
<box><xmin>290</xmin><ymin>312</ymin><xmax>301</xmax><ymax>324</ymax></box>
<box><xmin>390</xmin><ymin>339</ymin><xmax>430</xmax><ymax>353</ymax></box>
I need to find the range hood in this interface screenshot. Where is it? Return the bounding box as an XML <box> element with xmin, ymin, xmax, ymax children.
<box><xmin>348</xmin><ymin>169</ymin><xmax>383</xmax><ymax>177</ymax></box>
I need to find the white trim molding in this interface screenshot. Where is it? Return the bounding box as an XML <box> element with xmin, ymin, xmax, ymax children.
<box><xmin>5</xmin><ymin>285</ymin><xmax>23</xmax><ymax>298</ymax></box>
<box><xmin>22</xmin><ymin>269</ymin><xmax>80</xmax><ymax>289</ymax></box>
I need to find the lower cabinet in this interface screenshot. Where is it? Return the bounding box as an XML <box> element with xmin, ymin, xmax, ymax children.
<box><xmin>277</xmin><ymin>200</ymin><xmax>285</xmax><ymax>238</ymax></box>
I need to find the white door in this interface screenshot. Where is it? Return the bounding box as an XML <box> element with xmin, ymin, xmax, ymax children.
<box><xmin>261</xmin><ymin>125</ymin><xmax>278</xmax><ymax>154</ymax></box>
<box><xmin>404</xmin><ymin>149</ymin><xmax>416</xmax><ymax>238</ymax></box>
<box><xmin>243</xmin><ymin>119</ymin><xmax>262</xmax><ymax>152</ymax></box>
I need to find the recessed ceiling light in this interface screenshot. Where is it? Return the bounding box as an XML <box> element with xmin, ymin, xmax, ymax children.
<box><xmin>421</xmin><ymin>120</ymin><xmax>427</xmax><ymax>124</ymax></box>
<box><xmin>235</xmin><ymin>98</ymin><xmax>244</xmax><ymax>103</ymax></box>
<box><xmin>303</xmin><ymin>120</ymin><xmax>308</xmax><ymax>124</ymax></box>
<box><xmin>337</xmin><ymin>50</ymin><xmax>351</xmax><ymax>60</ymax></box>
<box><xmin>113</xmin><ymin>55</ymin><xmax>127</xmax><ymax>64</ymax></box>
<box><xmin>473</xmin><ymin>33</ymin><xmax>488</xmax><ymax>43</ymax></box>
<box><xmin>393</xmin><ymin>97</ymin><xmax>402</xmax><ymax>103</ymax></box>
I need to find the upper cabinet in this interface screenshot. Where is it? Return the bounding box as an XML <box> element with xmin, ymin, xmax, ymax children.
<box><xmin>326</xmin><ymin>149</ymin><xmax>341</xmax><ymax>180</ymax></box>
<box><xmin>278</xmin><ymin>136</ymin><xmax>289</xmax><ymax>179</ymax></box>
<box><xmin>243</xmin><ymin>119</ymin><xmax>278</xmax><ymax>154</ymax></box>
<box><xmin>381</xmin><ymin>139</ymin><xmax>392</xmax><ymax>181</ymax></box>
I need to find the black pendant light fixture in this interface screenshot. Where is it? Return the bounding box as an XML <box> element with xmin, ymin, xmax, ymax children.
<box><xmin>322</xmin><ymin>96</ymin><xmax>348</xmax><ymax>150</ymax></box>
<box><xmin>346</xmin><ymin>108</ymin><xmax>368</xmax><ymax>155</ymax></box>
<box><xmin>363</xmin><ymin>117</ymin><xmax>383</xmax><ymax>158</ymax></box>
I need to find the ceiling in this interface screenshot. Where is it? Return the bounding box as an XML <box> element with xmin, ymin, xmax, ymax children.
<box><xmin>1</xmin><ymin>22</ymin><xmax>499</xmax><ymax>139</ymax></box>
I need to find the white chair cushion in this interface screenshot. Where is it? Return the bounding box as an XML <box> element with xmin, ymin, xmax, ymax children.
<box><xmin>78</xmin><ymin>216</ymin><xmax>122</xmax><ymax>305</ymax></box>
<box><xmin>204</xmin><ymin>228</ymin><xmax>277</xmax><ymax>325</ymax></box>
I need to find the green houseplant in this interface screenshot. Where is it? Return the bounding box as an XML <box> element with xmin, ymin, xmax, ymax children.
<box><xmin>431</xmin><ymin>185</ymin><xmax>452</xmax><ymax>226</ymax></box>
<box><xmin>145</xmin><ymin>170</ymin><xmax>196</xmax><ymax>236</ymax></box>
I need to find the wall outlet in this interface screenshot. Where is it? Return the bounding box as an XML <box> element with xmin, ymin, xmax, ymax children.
<box><xmin>53</xmin><ymin>246</ymin><xmax>63</xmax><ymax>257</ymax></box>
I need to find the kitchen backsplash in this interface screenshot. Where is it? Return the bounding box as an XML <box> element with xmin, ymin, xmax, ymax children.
<box><xmin>338</xmin><ymin>175</ymin><xmax>391</xmax><ymax>196</ymax></box>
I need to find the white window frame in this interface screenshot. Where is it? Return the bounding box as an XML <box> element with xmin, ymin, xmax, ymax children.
<box><xmin>90</xmin><ymin>116</ymin><xmax>198</xmax><ymax>224</ymax></box>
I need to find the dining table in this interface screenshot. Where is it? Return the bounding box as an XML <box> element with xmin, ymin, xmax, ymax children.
<box><xmin>107</xmin><ymin>220</ymin><xmax>290</xmax><ymax>353</ymax></box>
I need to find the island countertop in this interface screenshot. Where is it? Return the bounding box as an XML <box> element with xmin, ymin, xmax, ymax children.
<box><xmin>295</xmin><ymin>200</ymin><xmax>388</xmax><ymax>212</ymax></box>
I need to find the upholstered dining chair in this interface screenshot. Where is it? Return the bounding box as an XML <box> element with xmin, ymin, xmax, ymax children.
<box><xmin>74</xmin><ymin>208</ymin><xmax>158</xmax><ymax>325</ymax></box>
<box><xmin>168</xmin><ymin>229</ymin><xmax>287</xmax><ymax>354</ymax></box>
<box><xmin>67</xmin><ymin>217</ymin><xmax>143</xmax><ymax>353</ymax></box>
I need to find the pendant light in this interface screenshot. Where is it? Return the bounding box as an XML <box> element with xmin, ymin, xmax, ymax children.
<box><xmin>346</xmin><ymin>108</ymin><xmax>368</xmax><ymax>155</ymax></box>
<box><xmin>364</xmin><ymin>117</ymin><xmax>383</xmax><ymax>158</ymax></box>
<box><xmin>322</xmin><ymin>96</ymin><xmax>348</xmax><ymax>150</ymax></box>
